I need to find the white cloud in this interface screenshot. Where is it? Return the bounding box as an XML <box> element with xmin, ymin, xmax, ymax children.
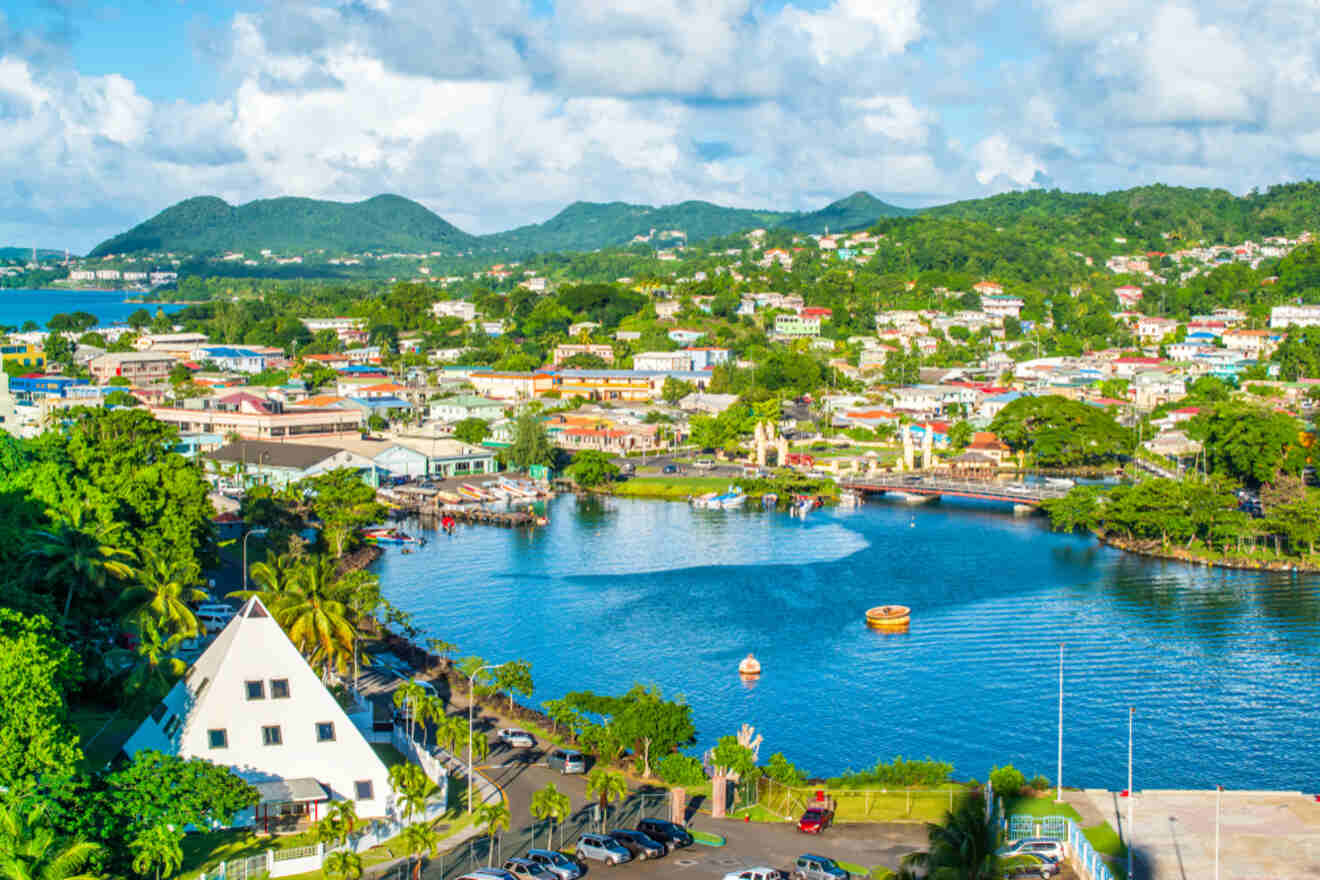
<box><xmin>972</xmin><ymin>133</ymin><xmax>1045</xmax><ymax>187</ymax></box>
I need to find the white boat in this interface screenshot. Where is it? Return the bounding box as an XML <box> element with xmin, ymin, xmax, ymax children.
<box><xmin>1046</xmin><ymin>478</ymin><xmax>1076</xmax><ymax>489</ymax></box>
<box><xmin>838</xmin><ymin>490</ymin><xmax>861</xmax><ymax>508</ymax></box>
<box><xmin>718</xmin><ymin>490</ymin><xmax>746</xmax><ymax>509</ymax></box>
<box><xmin>691</xmin><ymin>491</ymin><xmax>720</xmax><ymax>509</ymax></box>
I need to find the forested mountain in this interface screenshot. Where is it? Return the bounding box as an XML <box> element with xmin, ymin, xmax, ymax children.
<box><xmin>87</xmin><ymin>191</ymin><xmax>914</xmax><ymax>259</ymax></box>
<box><xmin>86</xmin><ymin>195</ymin><xmax>477</xmax><ymax>258</ymax></box>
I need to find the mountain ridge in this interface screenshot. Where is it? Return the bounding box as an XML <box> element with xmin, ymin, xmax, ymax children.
<box><xmin>87</xmin><ymin>191</ymin><xmax>914</xmax><ymax>258</ymax></box>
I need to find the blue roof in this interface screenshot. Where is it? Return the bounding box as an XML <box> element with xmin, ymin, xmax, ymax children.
<box><xmin>987</xmin><ymin>391</ymin><xmax>1024</xmax><ymax>402</ymax></box>
<box><xmin>200</xmin><ymin>346</ymin><xmax>265</xmax><ymax>358</ymax></box>
<box><xmin>349</xmin><ymin>396</ymin><xmax>411</xmax><ymax>410</ymax></box>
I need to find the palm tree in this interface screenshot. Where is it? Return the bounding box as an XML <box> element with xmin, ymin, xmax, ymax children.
<box><xmin>322</xmin><ymin>851</ymin><xmax>362</xmax><ymax>880</ymax></box>
<box><xmin>129</xmin><ymin>824</ymin><xmax>183</xmax><ymax>880</ymax></box>
<box><xmin>113</xmin><ymin>616</ymin><xmax>188</xmax><ymax>708</ymax></box>
<box><xmin>416</xmin><ymin>695</ymin><xmax>448</xmax><ymax>749</ymax></box>
<box><xmin>902</xmin><ymin>791</ymin><xmax>1002</xmax><ymax>880</ymax></box>
<box><xmin>400</xmin><ymin>822</ymin><xmax>438</xmax><ymax>880</ymax></box>
<box><xmin>25</xmin><ymin>506</ymin><xmax>135</xmax><ymax>621</ymax></box>
<box><xmin>473</xmin><ymin>802</ymin><xmax>510</xmax><ymax>865</ymax></box>
<box><xmin>0</xmin><ymin>800</ymin><xmax>102</xmax><ymax>880</ymax></box>
<box><xmin>233</xmin><ymin>556</ymin><xmax>358</xmax><ymax>680</ymax></box>
<box><xmin>585</xmin><ymin>768</ymin><xmax>628</xmax><ymax>831</ymax></box>
<box><xmin>529</xmin><ymin>782</ymin><xmax>572</xmax><ymax>849</ymax></box>
<box><xmin>391</xmin><ymin>765</ymin><xmax>441</xmax><ymax>822</ymax></box>
<box><xmin>392</xmin><ymin>681</ymin><xmax>429</xmax><ymax>744</ymax></box>
<box><xmin>119</xmin><ymin>548</ymin><xmax>206</xmax><ymax>637</ymax></box>
<box><xmin>322</xmin><ymin>800</ymin><xmax>359</xmax><ymax>845</ymax></box>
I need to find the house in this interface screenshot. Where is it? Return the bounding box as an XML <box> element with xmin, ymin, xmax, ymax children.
<box><xmin>633</xmin><ymin>351</ymin><xmax>694</xmax><ymax>372</ymax></box>
<box><xmin>0</xmin><ymin>373</ymin><xmax>14</xmax><ymax>432</ymax></box>
<box><xmin>1270</xmin><ymin>305</ymin><xmax>1320</xmax><ymax>329</ymax></box>
<box><xmin>1136</xmin><ymin>316</ymin><xmax>1179</xmax><ymax>342</ymax></box>
<box><xmin>431</xmin><ymin>301</ymin><xmax>477</xmax><ymax>322</ymax></box>
<box><xmin>973</xmin><ymin>281</ymin><xmax>1004</xmax><ymax>296</ymax></box>
<box><xmin>684</xmin><ymin>347</ymin><xmax>731</xmax><ymax>370</ymax></box>
<box><xmin>1114</xmin><ymin>285</ymin><xmax>1144</xmax><ymax>306</ymax></box>
<box><xmin>667</xmin><ymin>329</ymin><xmax>705</xmax><ymax>345</ymax></box>
<box><xmin>568</xmin><ymin>322</ymin><xmax>601</xmax><ymax>337</ymax></box>
<box><xmin>773</xmin><ymin>315</ymin><xmax>822</xmax><ymax>337</ymax></box>
<box><xmin>678</xmin><ymin>392</ymin><xmax>739</xmax><ymax>414</ymax></box>
<box><xmin>149</xmin><ymin>403</ymin><xmax>364</xmax><ymax>441</ymax></box>
<box><xmin>89</xmin><ymin>351</ymin><xmax>176</xmax><ymax>384</ymax></box>
<box><xmin>553</xmin><ymin>344</ymin><xmax>615</xmax><ymax>366</ymax></box>
<box><xmin>1131</xmin><ymin>371</ymin><xmax>1186</xmax><ymax>410</ymax></box>
<box><xmin>966</xmin><ymin>432</ymin><xmax>1011</xmax><ymax>465</ymax></box>
<box><xmin>204</xmin><ymin>440</ymin><xmax>376</xmax><ymax>489</ymax></box>
<box><xmin>655</xmin><ymin>301</ymin><xmax>682</xmax><ymax>320</ymax></box>
<box><xmin>0</xmin><ymin>344</ymin><xmax>45</xmax><ymax>370</ymax></box>
<box><xmin>468</xmin><ymin>372</ymin><xmax>537</xmax><ymax>401</ymax></box>
<box><xmin>135</xmin><ymin>332</ymin><xmax>209</xmax><ymax>352</ymax></box>
<box><xmin>429</xmin><ymin>394</ymin><xmax>506</xmax><ymax>423</ymax></box>
<box><xmin>980</xmin><ymin>295</ymin><xmax>1023</xmax><ymax>319</ymax></box>
<box><xmin>120</xmin><ymin>597</ymin><xmax>395</xmax><ymax>827</ymax></box>
<box><xmin>193</xmin><ymin>346</ymin><xmax>269</xmax><ymax>374</ymax></box>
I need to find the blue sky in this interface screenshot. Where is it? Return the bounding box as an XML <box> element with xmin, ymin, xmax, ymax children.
<box><xmin>4</xmin><ymin>0</ymin><xmax>1320</xmax><ymax>252</ymax></box>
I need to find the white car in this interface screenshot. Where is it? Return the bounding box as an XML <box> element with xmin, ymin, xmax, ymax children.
<box><xmin>1001</xmin><ymin>839</ymin><xmax>1065</xmax><ymax>862</ymax></box>
<box><xmin>498</xmin><ymin>728</ymin><xmax>535</xmax><ymax>748</ymax></box>
<box><xmin>723</xmin><ymin>869</ymin><xmax>782</xmax><ymax>880</ymax></box>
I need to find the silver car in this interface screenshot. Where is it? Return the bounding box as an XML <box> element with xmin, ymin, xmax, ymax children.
<box><xmin>524</xmin><ymin>850</ymin><xmax>582</xmax><ymax>880</ymax></box>
<box><xmin>502</xmin><ymin>858</ymin><xmax>556</xmax><ymax>880</ymax></box>
<box><xmin>574</xmin><ymin>833</ymin><xmax>632</xmax><ymax>866</ymax></box>
<box><xmin>547</xmin><ymin>748</ymin><xmax>587</xmax><ymax>774</ymax></box>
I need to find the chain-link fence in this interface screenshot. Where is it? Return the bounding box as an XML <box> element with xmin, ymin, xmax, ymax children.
<box><xmin>419</xmin><ymin>792</ymin><xmax>669</xmax><ymax>880</ymax></box>
<box><xmin>754</xmin><ymin>777</ymin><xmax>964</xmax><ymax>823</ymax></box>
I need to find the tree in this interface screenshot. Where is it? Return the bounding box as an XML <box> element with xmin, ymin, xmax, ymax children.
<box><xmin>948</xmin><ymin>420</ymin><xmax>973</xmax><ymax>451</ymax></box>
<box><xmin>129</xmin><ymin>824</ymin><xmax>183</xmax><ymax>880</ymax></box>
<box><xmin>493</xmin><ymin>659</ymin><xmax>534</xmax><ymax>711</ymax></box>
<box><xmin>0</xmin><ymin>798</ymin><xmax>102</xmax><ymax>880</ymax></box>
<box><xmin>118</xmin><ymin>547</ymin><xmax>206</xmax><ymax>638</ymax></box>
<box><xmin>990</xmin><ymin>395</ymin><xmax>1131</xmax><ymax>467</ymax></box>
<box><xmin>504</xmin><ymin>410</ymin><xmax>557</xmax><ymax>470</ymax></box>
<box><xmin>661</xmin><ymin>376</ymin><xmax>694</xmax><ymax>406</ymax></box>
<box><xmin>322</xmin><ymin>851</ymin><xmax>363</xmax><ymax>880</ymax></box>
<box><xmin>529</xmin><ymin>783</ymin><xmax>572</xmax><ymax>849</ymax></box>
<box><xmin>453</xmin><ymin>418</ymin><xmax>491</xmax><ymax>445</ymax></box>
<box><xmin>392</xmin><ymin>680</ymin><xmax>429</xmax><ymax>744</ymax></box>
<box><xmin>611</xmin><ymin>685</ymin><xmax>696</xmax><ymax>778</ymax></box>
<box><xmin>314</xmin><ymin>800</ymin><xmax>359</xmax><ymax>847</ymax></box>
<box><xmin>988</xmin><ymin>764</ymin><xmax>1026</xmax><ymax>798</ymax></box>
<box><xmin>710</xmin><ymin>735</ymin><xmax>758</xmax><ymax>780</ymax></box>
<box><xmin>585</xmin><ymin>768</ymin><xmax>628</xmax><ymax>825</ymax></box>
<box><xmin>764</xmin><ymin>753</ymin><xmax>807</xmax><ymax>786</ymax></box>
<box><xmin>902</xmin><ymin>791</ymin><xmax>1002</xmax><ymax>880</ymax></box>
<box><xmin>1190</xmin><ymin>401</ymin><xmax>1306</xmax><ymax>486</ymax></box>
<box><xmin>42</xmin><ymin>334</ymin><xmax>73</xmax><ymax>367</ymax></box>
<box><xmin>400</xmin><ymin>822</ymin><xmax>438</xmax><ymax>880</ymax></box>
<box><xmin>302</xmin><ymin>469</ymin><xmax>386</xmax><ymax>558</ymax></box>
<box><xmin>473</xmin><ymin>801</ymin><xmax>510</xmax><ymax>863</ymax></box>
<box><xmin>389</xmin><ymin>764</ymin><xmax>441</xmax><ymax>822</ymax></box>
<box><xmin>234</xmin><ymin>555</ymin><xmax>358</xmax><ymax>678</ymax></box>
<box><xmin>0</xmin><ymin>612</ymin><xmax>84</xmax><ymax>789</ymax></box>
<box><xmin>96</xmin><ymin>751</ymin><xmax>258</xmax><ymax>841</ymax></box>
<box><xmin>25</xmin><ymin>506</ymin><xmax>135</xmax><ymax>621</ymax></box>
<box><xmin>566</xmin><ymin>451</ymin><xmax>619</xmax><ymax>488</ymax></box>
<box><xmin>113</xmin><ymin>615</ymin><xmax>188</xmax><ymax>707</ymax></box>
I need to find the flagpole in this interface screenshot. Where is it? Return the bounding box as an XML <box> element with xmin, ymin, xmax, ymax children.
<box><xmin>1127</xmin><ymin>707</ymin><xmax>1135</xmax><ymax>880</ymax></box>
<box><xmin>1056</xmin><ymin>642</ymin><xmax>1064</xmax><ymax>802</ymax></box>
<box><xmin>1215</xmin><ymin>784</ymin><xmax>1221</xmax><ymax>880</ymax></box>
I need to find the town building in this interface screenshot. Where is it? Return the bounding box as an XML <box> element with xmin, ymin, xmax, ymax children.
<box><xmin>553</xmin><ymin>344</ymin><xmax>615</xmax><ymax>366</ymax></box>
<box><xmin>120</xmin><ymin>597</ymin><xmax>395</xmax><ymax>827</ymax></box>
<box><xmin>633</xmin><ymin>351</ymin><xmax>694</xmax><ymax>372</ymax></box>
<box><xmin>431</xmin><ymin>300</ymin><xmax>477</xmax><ymax>322</ymax></box>
<box><xmin>685</xmin><ymin>347</ymin><xmax>731</xmax><ymax>370</ymax></box>
<box><xmin>1270</xmin><ymin>305</ymin><xmax>1320</xmax><ymax>329</ymax></box>
<box><xmin>148</xmin><ymin>402</ymin><xmax>364</xmax><ymax>440</ymax></box>
<box><xmin>134</xmin><ymin>332</ymin><xmax>209</xmax><ymax>352</ymax></box>
<box><xmin>429</xmin><ymin>394</ymin><xmax>506</xmax><ymax>423</ymax></box>
<box><xmin>89</xmin><ymin>351</ymin><xmax>176</xmax><ymax>384</ymax></box>
<box><xmin>0</xmin><ymin>344</ymin><xmax>45</xmax><ymax>370</ymax></box>
<box><xmin>204</xmin><ymin>440</ymin><xmax>376</xmax><ymax>488</ymax></box>
<box><xmin>773</xmin><ymin>314</ymin><xmax>822</xmax><ymax>337</ymax></box>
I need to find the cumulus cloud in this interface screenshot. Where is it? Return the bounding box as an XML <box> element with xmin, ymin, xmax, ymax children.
<box><xmin>6</xmin><ymin>0</ymin><xmax>1320</xmax><ymax>250</ymax></box>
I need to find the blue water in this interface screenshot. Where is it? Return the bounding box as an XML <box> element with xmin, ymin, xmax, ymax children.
<box><xmin>374</xmin><ymin>496</ymin><xmax>1320</xmax><ymax>791</ymax></box>
<box><xmin>0</xmin><ymin>289</ymin><xmax>184</xmax><ymax>330</ymax></box>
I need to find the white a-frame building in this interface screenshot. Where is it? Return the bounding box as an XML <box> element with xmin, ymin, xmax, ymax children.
<box><xmin>122</xmin><ymin>597</ymin><xmax>392</xmax><ymax>830</ymax></box>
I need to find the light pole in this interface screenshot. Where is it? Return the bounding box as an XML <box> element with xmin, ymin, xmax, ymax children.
<box><xmin>242</xmin><ymin>527</ymin><xmax>269</xmax><ymax>590</ymax></box>
<box><xmin>1056</xmin><ymin>642</ymin><xmax>1064</xmax><ymax>803</ymax></box>
<box><xmin>1215</xmin><ymin>784</ymin><xmax>1222</xmax><ymax>880</ymax></box>
<box><xmin>467</xmin><ymin>662</ymin><xmax>507</xmax><ymax>812</ymax></box>
<box><xmin>1127</xmin><ymin>707</ymin><xmax>1135</xmax><ymax>880</ymax></box>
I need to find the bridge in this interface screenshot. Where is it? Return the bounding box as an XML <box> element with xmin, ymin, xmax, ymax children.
<box><xmin>839</xmin><ymin>476</ymin><xmax>1073</xmax><ymax>507</ymax></box>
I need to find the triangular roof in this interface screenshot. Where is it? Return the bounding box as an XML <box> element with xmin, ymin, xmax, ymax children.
<box><xmin>122</xmin><ymin>597</ymin><xmax>391</xmax><ymax>817</ymax></box>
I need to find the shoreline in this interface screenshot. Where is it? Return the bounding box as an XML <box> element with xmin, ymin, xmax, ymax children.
<box><xmin>1095</xmin><ymin>532</ymin><xmax>1320</xmax><ymax>573</ymax></box>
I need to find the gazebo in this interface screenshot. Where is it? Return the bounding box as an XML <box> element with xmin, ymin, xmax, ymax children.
<box><xmin>950</xmin><ymin>451</ymin><xmax>998</xmax><ymax>480</ymax></box>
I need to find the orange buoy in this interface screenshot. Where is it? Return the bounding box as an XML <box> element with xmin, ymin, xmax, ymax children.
<box><xmin>866</xmin><ymin>605</ymin><xmax>911</xmax><ymax>631</ymax></box>
<box><xmin>738</xmin><ymin>653</ymin><xmax>762</xmax><ymax>676</ymax></box>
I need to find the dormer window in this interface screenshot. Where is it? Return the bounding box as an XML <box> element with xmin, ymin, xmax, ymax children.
<box><xmin>245</xmin><ymin>680</ymin><xmax>265</xmax><ymax>700</ymax></box>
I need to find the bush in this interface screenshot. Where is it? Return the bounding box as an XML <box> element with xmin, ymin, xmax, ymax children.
<box><xmin>764</xmin><ymin>752</ymin><xmax>807</xmax><ymax>786</ymax></box>
<box><xmin>989</xmin><ymin>764</ymin><xmax>1027</xmax><ymax>798</ymax></box>
<box><xmin>656</xmin><ymin>753</ymin><xmax>707</xmax><ymax>786</ymax></box>
<box><xmin>1029</xmin><ymin>774</ymin><xmax>1051</xmax><ymax>792</ymax></box>
<box><xmin>827</xmin><ymin>756</ymin><xmax>953</xmax><ymax>788</ymax></box>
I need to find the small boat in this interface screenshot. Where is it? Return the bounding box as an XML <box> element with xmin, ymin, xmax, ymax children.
<box><xmin>691</xmin><ymin>491</ymin><xmax>720</xmax><ymax>509</ymax></box>
<box><xmin>838</xmin><ymin>490</ymin><xmax>861</xmax><ymax>508</ymax></box>
<box><xmin>717</xmin><ymin>488</ymin><xmax>746</xmax><ymax>509</ymax></box>
<box><xmin>1046</xmin><ymin>477</ymin><xmax>1076</xmax><ymax>489</ymax></box>
<box><xmin>458</xmin><ymin>484</ymin><xmax>487</xmax><ymax>501</ymax></box>
<box><xmin>761</xmin><ymin>493</ymin><xmax>778</xmax><ymax>509</ymax></box>
<box><xmin>738</xmin><ymin>654</ymin><xmax>762</xmax><ymax>677</ymax></box>
<box><xmin>363</xmin><ymin>528</ymin><xmax>422</xmax><ymax>546</ymax></box>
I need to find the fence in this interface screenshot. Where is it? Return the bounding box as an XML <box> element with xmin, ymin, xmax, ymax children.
<box><xmin>1006</xmin><ymin>814</ymin><xmax>1115</xmax><ymax>880</ymax></box>
<box><xmin>418</xmin><ymin>791</ymin><xmax>669</xmax><ymax>880</ymax></box>
<box><xmin>755</xmin><ymin>777</ymin><xmax>966</xmax><ymax>823</ymax></box>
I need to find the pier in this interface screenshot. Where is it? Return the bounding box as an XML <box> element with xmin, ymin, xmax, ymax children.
<box><xmin>839</xmin><ymin>475</ymin><xmax>1071</xmax><ymax>507</ymax></box>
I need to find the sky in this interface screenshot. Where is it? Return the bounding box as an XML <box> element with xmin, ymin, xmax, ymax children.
<box><xmin>5</xmin><ymin>0</ymin><xmax>1320</xmax><ymax>253</ymax></box>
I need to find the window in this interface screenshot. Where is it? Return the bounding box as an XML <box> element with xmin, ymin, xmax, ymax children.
<box><xmin>262</xmin><ymin>725</ymin><xmax>283</xmax><ymax>746</ymax></box>
<box><xmin>354</xmin><ymin>780</ymin><xmax>374</xmax><ymax>801</ymax></box>
<box><xmin>163</xmin><ymin>715</ymin><xmax>182</xmax><ymax>738</ymax></box>
<box><xmin>245</xmin><ymin>680</ymin><xmax>265</xmax><ymax>700</ymax></box>
<box><xmin>208</xmin><ymin>729</ymin><xmax>228</xmax><ymax>749</ymax></box>
<box><xmin>150</xmin><ymin>703</ymin><xmax>168</xmax><ymax>723</ymax></box>
<box><xmin>315</xmin><ymin>722</ymin><xmax>335</xmax><ymax>743</ymax></box>
<box><xmin>193</xmin><ymin>677</ymin><xmax>210</xmax><ymax>698</ymax></box>
<box><xmin>270</xmin><ymin>678</ymin><xmax>290</xmax><ymax>699</ymax></box>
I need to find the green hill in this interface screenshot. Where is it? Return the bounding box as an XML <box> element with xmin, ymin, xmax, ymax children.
<box><xmin>87</xmin><ymin>194</ymin><xmax>477</xmax><ymax>258</ymax></box>
<box><xmin>780</xmin><ymin>191</ymin><xmax>914</xmax><ymax>233</ymax></box>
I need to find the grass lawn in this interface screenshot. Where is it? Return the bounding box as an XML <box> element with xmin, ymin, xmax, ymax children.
<box><xmin>761</xmin><ymin>785</ymin><xmax>969</xmax><ymax>824</ymax></box>
<box><xmin>729</xmin><ymin>804</ymin><xmax>789</xmax><ymax>823</ymax></box>
<box><xmin>611</xmin><ymin>476</ymin><xmax>730</xmax><ymax>500</ymax></box>
<box><xmin>1002</xmin><ymin>795</ymin><xmax>1083</xmax><ymax>822</ymax></box>
<box><xmin>372</xmin><ymin>743</ymin><xmax>408</xmax><ymax>767</ymax></box>
<box><xmin>180</xmin><ymin>830</ymin><xmax>317</xmax><ymax>880</ymax></box>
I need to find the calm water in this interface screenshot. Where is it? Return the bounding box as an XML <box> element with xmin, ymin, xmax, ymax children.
<box><xmin>0</xmin><ymin>289</ymin><xmax>184</xmax><ymax>329</ymax></box>
<box><xmin>374</xmin><ymin>496</ymin><xmax>1320</xmax><ymax>791</ymax></box>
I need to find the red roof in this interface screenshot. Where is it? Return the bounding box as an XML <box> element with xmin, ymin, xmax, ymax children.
<box><xmin>1172</xmin><ymin>406</ymin><xmax>1201</xmax><ymax>415</ymax></box>
<box><xmin>1114</xmin><ymin>357</ymin><xmax>1164</xmax><ymax>364</ymax></box>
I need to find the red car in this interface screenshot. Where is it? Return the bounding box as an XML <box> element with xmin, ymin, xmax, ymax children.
<box><xmin>797</xmin><ymin>806</ymin><xmax>833</xmax><ymax>834</ymax></box>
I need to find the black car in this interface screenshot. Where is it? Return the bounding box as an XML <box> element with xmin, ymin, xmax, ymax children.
<box><xmin>662</xmin><ymin>464</ymin><xmax>680</xmax><ymax>474</ymax></box>
<box><xmin>607</xmin><ymin>829</ymin><xmax>665</xmax><ymax>860</ymax></box>
<box><xmin>636</xmin><ymin>818</ymin><xmax>693</xmax><ymax>851</ymax></box>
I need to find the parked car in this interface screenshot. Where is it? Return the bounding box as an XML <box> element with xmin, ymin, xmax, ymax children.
<box><xmin>619</xmin><ymin>462</ymin><xmax>636</xmax><ymax>476</ymax></box>
<box><xmin>1001</xmin><ymin>853</ymin><xmax>1060</xmax><ymax>879</ymax></box>
<box><xmin>546</xmin><ymin>748</ymin><xmax>587</xmax><ymax>774</ymax></box>
<box><xmin>607</xmin><ymin>829</ymin><xmax>665</xmax><ymax>860</ymax></box>
<box><xmin>501</xmin><ymin>858</ymin><xmax>556</xmax><ymax>880</ymax></box>
<box><xmin>662</xmin><ymin>464</ymin><xmax>680</xmax><ymax>474</ymax></box>
<box><xmin>195</xmin><ymin>603</ymin><xmax>236</xmax><ymax>632</ymax></box>
<box><xmin>797</xmin><ymin>806</ymin><xmax>834</xmax><ymax>834</ymax></box>
<box><xmin>792</xmin><ymin>854</ymin><xmax>850</xmax><ymax>880</ymax></box>
<box><xmin>524</xmin><ymin>850</ymin><xmax>582</xmax><ymax>880</ymax></box>
<box><xmin>693</xmin><ymin>458</ymin><xmax>716</xmax><ymax>470</ymax></box>
<box><xmin>462</xmin><ymin>869</ymin><xmax>517</xmax><ymax>880</ymax></box>
<box><xmin>999</xmin><ymin>840</ymin><xmax>1065</xmax><ymax>862</ymax></box>
<box><xmin>722</xmin><ymin>868</ymin><xmax>782</xmax><ymax>880</ymax></box>
<box><xmin>573</xmin><ymin>833</ymin><xmax>632</xmax><ymax>866</ymax></box>
<box><xmin>498</xmin><ymin>728</ymin><xmax>535</xmax><ymax>748</ymax></box>
<box><xmin>636</xmin><ymin>818</ymin><xmax>693</xmax><ymax>850</ymax></box>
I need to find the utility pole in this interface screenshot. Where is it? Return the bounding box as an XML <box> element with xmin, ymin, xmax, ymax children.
<box><xmin>1127</xmin><ymin>707</ymin><xmax>1135</xmax><ymax>880</ymax></box>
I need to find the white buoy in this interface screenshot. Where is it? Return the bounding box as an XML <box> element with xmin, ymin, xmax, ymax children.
<box><xmin>738</xmin><ymin>653</ymin><xmax>762</xmax><ymax>677</ymax></box>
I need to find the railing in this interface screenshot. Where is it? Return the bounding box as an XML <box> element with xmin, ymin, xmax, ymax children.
<box><xmin>840</xmin><ymin>476</ymin><xmax>1071</xmax><ymax>502</ymax></box>
<box><xmin>1006</xmin><ymin>814</ymin><xmax>1116</xmax><ymax>880</ymax></box>
<box><xmin>271</xmin><ymin>845</ymin><xmax>320</xmax><ymax>862</ymax></box>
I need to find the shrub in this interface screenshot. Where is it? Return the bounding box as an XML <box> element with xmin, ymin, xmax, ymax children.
<box><xmin>827</xmin><ymin>756</ymin><xmax>953</xmax><ymax>788</ymax></box>
<box><xmin>1029</xmin><ymin>774</ymin><xmax>1051</xmax><ymax>792</ymax></box>
<box><xmin>989</xmin><ymin>764</ymin><xmax>1027</xmax><ymax>798</ymax></box>
<box><xmin>656</xmin><ymin>753</ymin><xmax>707</xmax><ymax>786</ymax></box>
<box><xmin>764</xmin><ymin>752</ymin><xmax>807</xmax><ymax>786</ymax></box>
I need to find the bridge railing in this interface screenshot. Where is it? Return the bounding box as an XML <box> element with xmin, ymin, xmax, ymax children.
<box><xmin>840</xmin><ymin>477</ymin><xmax>1070</xmax><ymax>500</ymax></box>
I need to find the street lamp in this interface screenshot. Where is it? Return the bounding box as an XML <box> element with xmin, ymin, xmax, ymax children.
<box><xmin>1055</xmin><ymin>642</ymin><xmax>1064</xmax><ymax>803</ymax></box>
<box><xmin>467</xmin><ymin>661</ymin><xmax>508</xmax><ymax>812</ymax></box>
<box><xmin>242</xmin><ymin>527</ymin><xmax>269</xmax><ymax>590</ymax></box>
<box><xmin>1127</xmin><ymin>707</ymin><xmax>1135</xmax><ymax>880</ymax></box>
